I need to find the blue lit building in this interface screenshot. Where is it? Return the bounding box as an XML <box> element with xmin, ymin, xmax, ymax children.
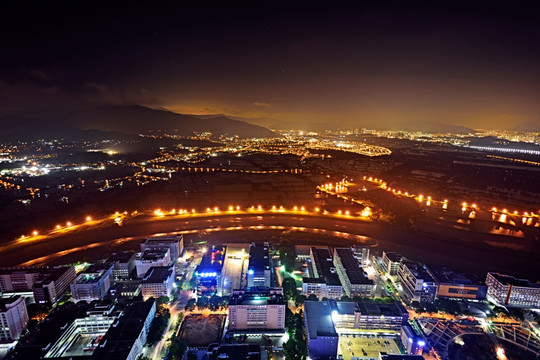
<box><xmin>304</xmin><ymin>301</ymin><xmax>338</xmax><ymax>360</ymax></box>
<box><xmin>196</xmin><ymin>245</ymin><xmax>226</xmax><ymax>296</ymax></box>
<box><xmin>400</xmin><ymin>322</ymin><xmax>426</xmax><ymax>355</ymax></box>
<box><xmin>247</xmin><ymin>242</ymin><xmax>272</xmax><ymax>288</ymax></box>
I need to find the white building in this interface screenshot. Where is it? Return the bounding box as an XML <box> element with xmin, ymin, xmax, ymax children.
<box><xmin>70</xmin><ymin>265</ymin><xmax>113</xmax><ymax>302</ymax></box>
<box><xmin>486</xmin><ymin>272</ymin><xmax>540</xmax><ymax>308</ymax></box>
<box><xmin>333</xmin><ymin>248</ymin><xmax>375</xmax><ymax>297</ymax></box>
<box><xmin>141</xmin><ymin>266</ymin><xmax>175</xmax><ymax>300</ymax></box>
<box><xmin>398</xmin><ymin>261</ymin><xmax>438</xmax><ymax>303</ymax></box>
<box><xmin>228</xmin><ymin>288</ymin><xmax>285</xmax><ymax>331</ymax></box>
<box><xmin>0</xmin><ymin>295</ymin><xmax>29</xmax><ymax>342</ymax></box>
<box><xmin>135</xmin><ymin>249</ymin><xmax>171</xmax><ymax>278</ymax></box>
<box><xmin>140</xmin><ymin>235</ymin><xmax>183</xmax><ymax>263</ymax></box>
<box><xmin>382</xmin><ymin>251</ymin><xmax>402</xmax><ymax>276</ymax></box>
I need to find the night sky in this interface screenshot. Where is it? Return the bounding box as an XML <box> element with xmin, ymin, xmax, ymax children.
<box><xmin>1</xmin><ymin>1</ymin><xmax>540</xmax><ymax>130</ymax></box>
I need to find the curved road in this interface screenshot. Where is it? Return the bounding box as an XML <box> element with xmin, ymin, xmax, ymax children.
<box><xmin>1</xmin><ymin>212</ymin><xmax>538</xmax><ymax>277</ymax></box>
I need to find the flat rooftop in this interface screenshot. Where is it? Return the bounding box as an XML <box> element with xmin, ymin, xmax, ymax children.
<box><xmin>335</xmin><ymin>248</ymin><xmax>374</xmax><ymax>285</ymax></box>
<box><xmin>229</xmin><ymin>290</ymin><xmax>285</xmax><ymax>306</ymax></box>
<box><xmin>304</xmin><ymin>301</ymin><xmax>338</xmax><ymax>340</ymax></box>
<box><xmin>108</xmin><ymin>251</ymin><xmax>135</xmax><ymax>263</ymax></box>
<box><xmin>207</xmin><ymin>344</ymin><xmax>263</xmax><ymax>360</ymax></box>
<box><xmin>248</xmin><ymin>243</ymin><xmax>271</xmax><ymax>271</ymax></box>
<box><xmin>425</xmin><ymin>264</ymin><xmax>484</xmax><ymax>286</ymax></box>
<box><xmin>311</xmin><ymin>247</ymin><xmax>342</xmax><ymax>287</ymax></box>
<box><xmin>139</xmin><ymin>249</ymin><xmax>168</xmax><ymax>262</ymax></box>
<box><xmin>383</xmin><ymin>252</ymin><xmax>402</xmax><ymax>262</ymax></box>
<box><xmin>356</xmin><ymin>301</ymin><xmax>408</xmax><ymax>317</ymax></box>
<box><xmin>198</xmin><ymin>245</ymin><xmax>226</xmax><ymax>270</ymax></box>
<box><xmin>489</xmin><ymin>272</ymin><xmax>540</xmax><ymax>288</ymax></box>
<box><xmin>400</xmin><ymin>261</ymin><xmax>435</xmax><ymax>283</ymax></box>
<box><xmin>142</xmin><ymin>266</ymin><xmax>173</xmax><ymax>283</ymax></box>
<box><xmin>143</xmin><ymin>235</ymin><xmax>182</xmax><ymax>244</ymax></box>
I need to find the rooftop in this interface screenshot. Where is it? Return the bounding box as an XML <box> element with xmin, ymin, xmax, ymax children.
<box><xmin>379</xmin><ymin>355</ymin><xmax>424</xmax><ymax>360</ymax></box>
<box><xmin>304</xmin><ymin>301</ymin><xmax>338</xmax><ymax>340</ymax></box>
<box><xmin>0</xmin><ymin>295</ymin><xmax>23</xmax><ymax>311</ymax></box>
<box><xmin>207</xmin><ymin>344</ymin><xmax>263</xmax><ymax>360</ymax></box>
<box><xmin>108</xmin><ymin>251</ymin><xmax>135</xmax><ymax>264</ymax></box>
<box><xmin>356</xmin><ymin>301</ymin><xmax>408</xmax><ymax>317</ymax></box>
<box><xmin>143</xmin><ymin>235</ymin><xmax>182</xmax><ymax>244</ymax></box>
<box><xmin>400</xmin><ymin>261</ymin><xmax>436</xmax><ymax>283</ymax></box>
<box><xmin>142</xmin><ymin>266</ymin><xmax>173</xmax><ymax>283</ymax></box>
<box><xmin>248</xmin><ymin>243</ymin><xmax>271</xmax><ymax>271</ymax></box>
<box><xmin>382</xmin><ymin>252</ymin><xmax>402</xmax><ymax>263</ymax></box>
<box><xmin>488</xmin><ymin>272</ymin><xmax>540</xmax><ymax>288</ymax></box>
<box><xmin>198</xmin><ymin>245</ymin><xmax>226</xmax><ymax>270</ymax></box>
<box><xmin>229</xmin><ymin>288</ymin><xmax>285</xmax><ymax>306</ymax></box>
<box><xmin>311</xmin><ymin>247</ymin><xmax>342</xmax><ymax>287</ymax></box>
<box><xmin>335</xmin><ymin>248</ymin><xmax>374</xmax><ymax>285</ymax></box>
<box><xmin>138</xmin><ymin>249</ymin><xmax>169</xmax><ymax>262</ymax></box>
<box><xmin>425</xmin><ymin>264</ymin><xmax>484</xmax><ymax>286</ymax></box>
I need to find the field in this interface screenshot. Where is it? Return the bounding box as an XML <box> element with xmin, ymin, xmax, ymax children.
<box><xmin>178</xmin><ymin>314</ymin><xmax>226</xmax><ymax>346</ymax></box>
<box><xmin>337</xmin><ymin>335</ymin><xmax>402</xmax><ymax>360</ymax></box>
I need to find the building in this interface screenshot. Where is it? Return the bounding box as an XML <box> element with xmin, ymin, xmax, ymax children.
<box><xmin>247</xmin><ymin>243</ymin><xmax>272</xmax><ymax>288</ymax></box>
<box><xmin>398</xmin><ymin>261</ymin><xmax>438</xmax><ymax>303</ymax></box>
<box><xmin>379</xmin><ymin>355</ymin><xmax>425</xmax><ymax>360</ymax></box>
<box><xmin>303</xmin><ymin>247</ymin><xmax>342</xmax><ymax>299</ymax></box>
<box><xmin>0</xmin><ymin>296</ymin><xmax>28</xmax><ymax>342</ymax></box>
<box><xmin>107</xmin><ymin>252</ymin><xmax>136</xmax><ymax>280</ymax></box>
<box><xmin>424</xmin><ymin>264</ymin><xmax>487</xmax><ymax>300</ymax></box>
<box><xmin>0</xmin><ymin>266</ymin><xmax>76</xmax><ymax>304</ymax></box>
<box><xmin>71</xmin><ymin>264</ymin><xmax>113</xmax><ymax>302</ymax></box>
<box><xmin>333</xmin><ymin>248</ymin><xmax>375</xmax><ymax>297</ymax></box>
<box><xmin>141</xmin><ymin>266</ymin><xmax>175</xmax><ymax>300</ymax></box>
<box><xmin>140</xmin><ymin>235</ymin><xmax>183</xmax><ymax>263</ymax></box>
<box><xmin>304</xmin><ymin>301</ymin><xmax>339</xmax><ymax>360</ymax></box>
<box><xmin>228</xmin><ymin>288</ymin><xmax>285</xmax><ymax>331</ymax></box>
<box><xmin>135</xmin><ymin>249</ymin><xmax>171</xmax><ymax>278</ymax></box>
<box><xmin>351</xmin><ymin>246</ymin><xmax>370</xmax><ymax>266</ymax></box>
<box><xmin>486</xmin><ymin>272</ymin><xmax>540</xmax><ymax>308</ymax></box>
<box><xmin>196</xmin><ymin>245</ymin><xmax>226</xmax><ymax>296</ymax></box>
<box><xmin>401</xmin><ymin>322</ymin><xmax>425</xmax><ymax>355</ymax></box>
<box><xmin>353</xmin><ymin>301</ymin><xmax>408</xmax><ymax>332</ymax></box>
<box><xmin>206</xmin><ymin>344</ymin><xmax>267</xmax><ymax>360</ymax></box>
<box><xmin>109</xmin><ymin>280</ymin><xmax>142</xmax><ymax>301</ymax></box>
<box><xmin>381</xmin><ymin>252</ymin><xmax>402</xmax><ymax>276</ymax></box>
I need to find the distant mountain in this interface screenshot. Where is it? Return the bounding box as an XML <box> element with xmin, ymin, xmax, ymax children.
<box><xmin>512</xmin><ymin>121</ymin><xmax>540</xmax><ymax>132</ymax></box>
<box><xmin>0</xmin><ymin>106</ymin><xmax>276</xmax><ymax>141</ymax></box>
<box><xmin>377</xmin><ymin>121</ymin><xmax>475</xmax><ymax>134</ymax></box>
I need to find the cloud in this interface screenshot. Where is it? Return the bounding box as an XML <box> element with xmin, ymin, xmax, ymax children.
<box><xmin>85</xmin><ymin>83</ymin><xmax>161</xmax><ymax>106</ymax></box>
<box><xmin>253</xmin><ymin>101</ymin><xmax>270</xmax><ymax>107</ymax></box>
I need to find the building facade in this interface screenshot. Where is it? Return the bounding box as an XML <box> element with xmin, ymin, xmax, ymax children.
<box><xmin>486</xmin><ymin>272</ymin><xmax>540</xmax><ymax>308</ymax></box>
<box><xmin>0</xmin><ymin>296</ymin><xmax>28</xmax><ymax>342</ymax></box>
<box><xmin>304</xmin><ymin>301</ymin><xmax>339</xmax><ymax>360</ymax></box>
<box><xmin>135</xmin><ymin>249</ymin><xmax>171</xmax><ymax>278</ymax></box>
<box><xmin>70</xmin><ymin>264</ymin><xmax>113</xmax><ymax>302</ymax></box>
<box><xmin>228</xmin><ymin>288</ymin><xmax>285</xmax><ymax>331</ymax></box>
<box><xmin>333</xmin><ymin>248</ymin><xmax>375</xmax><ymax>297</ymax></box>
<box><xmin>140</xmin><ymin>235</ymin><xmax>183</xmax><ymax>263</ymax></box>
<box><xmin>247</xmin><ymin>242</ymin><xmax>272</xmax><ymax>288</ymax></box>
<box><xmin>398</xmin><ymin>261</ymin><xmax>438</xmax><ymax>303</ymax></box>
<box><xmin>381</xmin><ymin>252</ymin><xmax>402</xmax><ymax>276</ymax></box>
<box><xmin>108</xmin><ymin>251</ymin><xmax>136</xmax><ymax>280</ymax></box>
<box><xmin>141</xmin><ymin>266</ymin><xmax>175</xmax><ymax>300</ymax></box>
<box><xmin>305</xmin><ymin>247</ymin><xmax>342</xmax><ymax>299</ymax></box>
<box><xmin>424</xmin><ymin>264</ymin><xmax>487</xmax><ymax>301</ymax></box>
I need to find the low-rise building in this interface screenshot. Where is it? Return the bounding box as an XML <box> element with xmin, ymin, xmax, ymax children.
<box><xmin>206</xmin><ymin>343</ymin><xmax>267</xmax><ymax>360</ymax></box>
<box><xmin>228</xmin><ymin>288</ymin><xmax>285</xmax><ymax>331</ymax></box>
<box><xmin>141</xmin><ymin>266</ymin><xmax>175</xmax><ymax>300</ymax></box>
<box><xmin>333</xmin><ymin>248</ymin><xmax>375</xmax><ymax>297</ymax></box>
<box><xmin>70</xmin><ymin>264</ymin><xmax>113</xmax><ymax>302</ymax></box>
<box><xmin>401</xmin><ymin>322</ymin><xmax>425</xmax><ymax>355</ymax></box>
<box><xmin>351</xmin><ymin>246</ymin><xmax>370</xmax><ymax>266</ymax></box>
<box><xmin>382</xmin><ymin>252</ymin><xmax>402</xmax><ymax>276</ymax></box>
<box><xmin>486</xmin><ymin>272</ymin><xmax>540</xmax><ymax>308</ymax></box>
<box><xmin>0</xmin><ymin>296</ymin><xmax>28</xmax><ymax>342</ymax></box>
<box><xmin>140</xmin><ymin>235</ymin><xmax>183</xmax><ymax>263</ymax></box>
<box><xmin>303</xmin><ymin>247</ymin><xmax>342</xmax><ymax>299</ymax></box>
<box><xmin>424</xmin><ymin>264</ymin><xmax>487</xmax><ymax>300</ymax></box>
<box><xmin>304</xmin><ymin>301</ymin><xmax>339</xmax><ymax>360</ymax></box>
<box><xmin>135</xmin><ymin>249</ymin><xmax>171</xmax><ymax>278</ymax></box>
<box><xmin>353</xmin><ymin>301</ymin><xmax>409</xmax><ymax>332</ymax></box>
<box><xmin>107</xmin><ymin>251</ymin><xmax>136</xmax><ymax>280</ymax></box>
<box><xmin>247</xmin><ymin>243</ymin><xmax>272</xmax><ymax>288</ymax></box>
<box><xmin>398</xmin><ymin>261</ymin><xmax>438</xmax><ymax>303</ymax></box>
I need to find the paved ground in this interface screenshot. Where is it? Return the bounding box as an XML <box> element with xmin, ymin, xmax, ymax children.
<box><xmin>221</xmin><ymin>244</ymin><xmax>249</xmax><ymax>295</ymax></box>
<box><xmin>337</xmin><ymin>335</ymin><xmax>402</xmax><ymax>360</ymax></box>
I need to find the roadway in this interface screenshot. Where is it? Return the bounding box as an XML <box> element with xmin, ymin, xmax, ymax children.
<box><xmin>0</xmin><ymin>212</ymin><xmax>538</xmax><ymax>277</ymax></box>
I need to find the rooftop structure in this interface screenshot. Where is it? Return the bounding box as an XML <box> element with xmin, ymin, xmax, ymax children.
<box><xmin>333</xmin><ymin>248</ymin><xmax>375</xmax><ymax>297</ymax></box>
<box><xmin>401</xmin><ymin>322</ymin><xmax>426</xmax><ymax>355</ymax></box>
<box><xmin>247</xmin><ymin>243</ymin><xmax>272</xmax><ymax>288</ymax></box>
<box><xmin>71</xmin><ymin>264</ymin><xmax>113</xmax><ymax>302</ymax></box>
<box><xmin>228</xmin><ymin>288</ymin><xmax>285</xmax><ymax>331</ymax></box>
<box><xmin>135</xmin><ymin>249</ymin><xmax>171</xmax><ymax>278</ymax></box>
<box><xmin>381</xmin><ymin>252</ymin><xmax>402</xmax><ymax>276</ymax></box>
<box><xmin>424</xmin><ymin>264</ymin><xmax>487</xmax><ymax>300</ymax></box>
<box><xmin>107</xmin><ymin>252</ymin><xmax>136</xmax><ymax>280</ymax></box>
<box><xmin>141</xmin><ymin>235</ymin><xmax>183</xmax><ymax>263</ymax></box>
<box><xmin>304</xmin><ymin>247</ymin><xmax>342</xmax><ymax>299</ymax></box>
<box><xmin>206</xmin><ymin>344</ymin><xmax>267</xmax><ymax>360</ymax></box>
<box><xmin>304</xmin><ymin>301</ymin><xmax>339</xmax><ymax>360</ymax></box>
<box><xmin>141</xmin><ymin>266</ymin><xmax>175</xmax><ymax>300</ymax></box>
<box><xmin>398</xmin><ymin>261</ymin><xmax>438</xmax><ymax>303</ymax></box>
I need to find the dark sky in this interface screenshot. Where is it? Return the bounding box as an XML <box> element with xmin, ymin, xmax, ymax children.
<box><xmin>1</xmin><ymin>1</ymin><xmax>540</xmax><ymax>130</ymax></box>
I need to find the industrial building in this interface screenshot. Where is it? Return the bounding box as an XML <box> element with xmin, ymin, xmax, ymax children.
<box><xmin>398</xmin><ymin>261</ymin><xmax>438</xmax><ymax>303</ymax></box>
<box><xmin>70</xmin><ymin>264</ymin><xmax>113</xmax><ymax>303</ymax></box>
<box><xmin>140</xmin><ymin>235</ymin><xmax>183</xmax><ymax>263</ymax></box>
<box><xmin>400</xmin><ymin>323</ymin><xmax>425</xmax><ymax>355</ymax></box>
<box><xmin>0</xmin><ymin>296</ymin><xmax>28</xmax><ymax>342</ymax></box>
<box><xmin>135</xmin><ymin>248</ymin><xmax>171</xmax><ymax>278</ymax></box>
<box><xmin>333</xmin><ymin>248</ymin><xmax>375</xmax><ymax>297</ymax></box>
<box><xmin>228</xmin><ymin>288</ymin><xmax>285</xmax><ymax>331</ymax></box>
<box><xmin>304</xmin><ymin>301</ymin><xmax>339</xmax><ymax>360</ymax></box>
<box><xmin>381</xmin><ymin>252</ymin><xmax>402</xmax><ymax>276</ymax></box>
<box><xmin>141</xmin><ymin>266</ymin><xmax>175</xmax><ymax>300</ymax></box>
<box><xmin>424</xmin><ymin>264</ymin><xmax>487</xmax><ymax>300</ymax></box>
<box><xmin>196</xmin><ymin>245</ymin><xmax>226</xmax><ymax>296</ymax></box>
<box><xmin>303</xmin><ymin>247</ymin><xmax>342</xmax><ymax>299</ymax></box>
<box><xmin>486</xmin><ymin>272</ymin><xmax>540</xmax><ymax>308</ymax></box>
<box><xmin>246</xmin><ymin>242</ymin><xmax>272</xmax><ymax>288</ymax></box>
<box><xmin>351</xmin><ymin>246</ymin><xmax>370</xmax><ymax>266</ymax></box>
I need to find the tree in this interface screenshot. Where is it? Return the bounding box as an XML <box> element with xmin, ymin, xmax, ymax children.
<box><xmin>168</xmin><ymin>336</ymin><xmax>188</xmax><ymax>360</ymax></box>
<box><xmin>282</xmin><ymin>278</ymin><xmax>298</xmax><ymax>301</ymax></box>
<box><xmin>307</xmin><ymin>294</ymin><xmax>318</xmax><ymax>301</ymax></box>
<box><xmin>279</xmin><ymin>239</ymin><xmax>296</xmax><ymax>273</ymax></box>
<box><xmin>185</xmin><ymin>298</ymin><xmax>196</xmax><ymax>311</ymax></box>
<box><xmin>295</xmin><ymin>295</ymin><xmax>306</xmax><ymax>307</ymax></box>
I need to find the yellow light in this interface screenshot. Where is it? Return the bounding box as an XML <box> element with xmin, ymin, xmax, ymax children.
<box><xmin>257</xmin><ymin>205</ymin><xmax>262</xmax><ymax>210</ymax></box>
<box><xmin>86</xmin><ymin>216</ymin><xmax>92</xmax><ymax>221</ymax></box>
<box><xmin>492</xmin><ymin>207</ymin><xmax>497</xmax><ymax>211</ymax></box>
<box><xmin>301</xmin><ymin>206</ymin><xmax>305</xmax><ymax>211</ymax></box>
<box><xmin>236</xmin><ymin>206</ymin><xmax>240</xmax><ymax>210</ymax></box>
<box><xmin>345</xmin><ymin>210</ymin><xmax>350</xmax><ymax>215</ymax></box>
<box><xmin>294</xmin><ymin>206</ymin><xmax>298</xmax><ymax>211</ymax></box>
<box><xmin>228</xmin><ymin>206</ymin><xmax>233</xmax><ymax>211</ymax></box>
<box><xmin>56</xmin><ymin>224</ymin><xmax>61</xmax><ymax>229</ymax></box>
<box><xmin>67</xmin><ymin>221</ymin><xmax>72</xmax><ymax>226</ymax></box>
<box><xmin>33</xmin><ymin>230</ymin><xmax>38</xmax><ymax>236</ymax></box>
<box><xmin>214</xmin><ymin>207</ymin><xmax>219</xmax><ymax>211</ymax></box>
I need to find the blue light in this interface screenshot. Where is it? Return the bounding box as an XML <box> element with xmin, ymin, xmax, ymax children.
<box><xmin>248</xmin><ymin>269</ymin><xmax>254</xmax><ymax>275</ymax></box>
<box><xmin>417</xmin><ymin>340</ymin><xmax>426</xmax><ymax>347</ymax></box>
<box><xmin>199</xmin><ymin>272</ymin><xmax>217</xmax><ymax>278</ymax></box>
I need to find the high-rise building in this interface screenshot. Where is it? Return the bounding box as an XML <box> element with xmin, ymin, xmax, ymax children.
<box><xmin>247</xmin><ymin>243</ymin><xmax>272</xmax><ymax>288</ymax></box>
<box><xmin>135</xmin><ymin>249</ymin><xmax>171</xmax><ymax>278</ymax></box>
<box><xmin>140</xmin><ymin>235</ymin><xmax>183</xmax><ymax>263</ymax></box>
<box><xmin>70</xmin><ymin>264</ymin><xmax>113</xmax><ymax>302</ymax></box>
<box><xmin>0</xmin><ymin>296</ymin><xmax>28</xmax><ymax>342</ymax></box>
<box><xmin>486</xmin><ymin>272</ymin><xmax>540</xmax><ymax>308</ymax></box>
<box><xmin>333</xmin><ymin>248</ymin><xmax>375</xmax><ymax>297</ymax></box>
<box><xmin>398</xmin><ymin>261</ymin><xmax>438</xmax><ymax>303</ymax></box>
<box><xmin>228</xmin><ymin>288</ymin><xmax>285</xmax><ymax>331</ymax></box>
<box><xmin>141</xmin><ymin>266</ymin><xmax>175</xmax><ymax>300</ymax></box>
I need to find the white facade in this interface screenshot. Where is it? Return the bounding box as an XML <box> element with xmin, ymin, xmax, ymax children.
<box><xmin>302</xmin><ymin>281</ymin><xmax>343</xmax><ymax>299</ymax></box>
<box><xmin>70</xmin><ymin>266</ymin><xmax>113</xmax><ymax>302</ymax></box>
<box><xmin>135</xmin><ymin>249</ymin><xmax>171</xmax><ymax>278</ymax></box>
<box><xmin>486</xmin><ymin>272</ymin><xmax>540</xmax><ymax>308</ymax></box>
<box><xmin>141</xmin><ymin>267</ymin><xmax>175</xmax><ymax>300</ymax></box>
<box><xmin>229</xmin><ymin>304</ymin><xmax>285</xmax><ymax>331</ymax></box>
<box><xmin>0</xmin><ymin>296</ymin><xmax>29</xmax><ymax>341</ymax></box>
